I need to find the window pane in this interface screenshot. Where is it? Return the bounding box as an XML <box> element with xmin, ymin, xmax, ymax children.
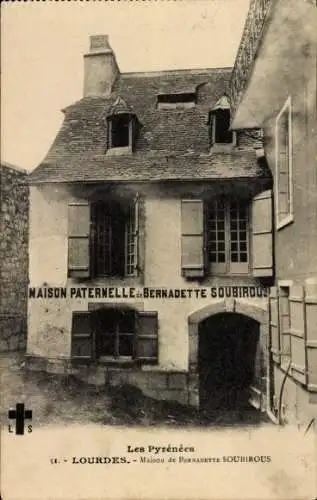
<box><xmin>119</xmin><ymin>310</ymin><xmax>135</xmax><ymax>333</ymax></box>
<box><xmin>231</xmin><ymin>253</ymin><xmax>238</xmax><ymax>262</ymax></box>
<box><xmin>218</xmin><ymin>253</ymin><xmax>226</xmax><ymax>262</ymax></box>
<box><xmin>240</xmin><ymin>253</ymin><xmax>248</xmax><ymax>262</ymax></box>
<box><xmin>119</xmin><ymin>335</ymin><xmax>134</xmax><ymax>356</ymax></box>
<box><xmin>99</xmin><ymin>335</ymin><xmax>115</xmax><ymax>356</ymax></box>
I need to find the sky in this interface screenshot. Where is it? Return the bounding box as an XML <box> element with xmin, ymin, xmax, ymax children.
<box><xmin>1</xmin><ymin>0</ymin><xmax>250</xmax><ymax>171</ymax></box>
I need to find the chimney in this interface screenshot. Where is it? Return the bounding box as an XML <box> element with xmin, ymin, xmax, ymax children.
<box><xmin>83</xmin><ymin>35</ymin><xmax>119</xmax><ymax>97</ymax></box>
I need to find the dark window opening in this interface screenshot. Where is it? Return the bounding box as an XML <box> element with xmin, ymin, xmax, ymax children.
<box><xmin>157</xmin><ymin>92</ymin><xmax>196</xmax><ymax>109</ymax></box>
<box><xmin>91</xmin><ymin>199</ymin><xmax>136</xmax><ymax>278</ymax></box>
<box><xmin>93</xmin><ymin>308</ymin><xmax>135</xmax><ymax>359</ymax></box>
<box><xmin>214</xmin><ymin>109</ymin><xmax>233</xmax><ymax>144</ymax></box>
<box><xmin>109</xmin><ymin>115</ymin><xmax>130</xmax><ymax>148</ymax></box>
<box><xmin>157</xmin><ymin>92</ymin><xmax>196</xmax><ymax>104</ymax></box>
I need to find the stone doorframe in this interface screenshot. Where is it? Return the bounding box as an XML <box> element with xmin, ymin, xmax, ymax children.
<box><xmin>187</xmin><ymin>299</ymin><xmax>269</xmax><ymax>409</ymax></box>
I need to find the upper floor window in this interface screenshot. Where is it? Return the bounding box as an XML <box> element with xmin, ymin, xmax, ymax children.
<box><xmin>157</xmin><ymin>92</ymin><xmax>196</xmax><ymax>109</ymax></box>
<box><xmin>275</xmin><ymin>96</ymin><xmax>293</xmax><ymax>229</ymax></box>
<box><xmin>206</xmin><ymin>199</ymin><xmax>249</xmax><ymax>275</ymax></box>
<box><xmin>181</xmin><ymin>190</ymin><xmax>273</xmax><ymax>279</ymax></box>
<box><xmin>68</xmin><ymin>194</ymin><xmax>142</xmax><ymax>280</ymax></box>
<box><xmin>91</xmin><ymin>199</ymin><xmax>137</xmax><ymax>277</ymax></box>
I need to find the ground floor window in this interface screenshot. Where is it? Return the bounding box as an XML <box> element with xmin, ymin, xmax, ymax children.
<box><xmin>71</xmin><ymin>308</ymin><xmax>158</xmax><ymax>364</ymax></box>
<box><xmin>94</xmin><ymin>308</ymin><xmax>135</xmax><ymax>360</ymax></box>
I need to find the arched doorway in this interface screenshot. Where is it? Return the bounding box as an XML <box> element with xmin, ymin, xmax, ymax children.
<box><xmin>198</xmin><ymin>312</ymin><xmax>260</xmax><ymax>413</ymax></box>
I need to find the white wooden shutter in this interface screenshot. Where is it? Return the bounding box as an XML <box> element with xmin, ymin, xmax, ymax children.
<box><xmin>269</xmin><ymin>287</ymin><xmax>280</xmax><ymax>364</ymax></box>
<box><xmin>68</xmin><ymin>202</ymin><xmax>90</xmax><ymax>278</ymax></box>
<box><xmin>71</xmin><ymin>312</ymin><xmax>93</xmax><ymax>361</ymax></box>
<box><xmin>279</xmin><ymin>287</ymin><xmax>291</xmax><ymax>369</ymax></box>
<box><xmin>251</xmin><ymin>190</ymin><xmax>273</xmax><ymax>277</ymax></box>
<box><xmin>181</xmin><ymin>199</ymin><xmax>205</xmax><ymax>278</ymax></box>
<box><xmin>305</xmin><ymin>283</ymin><xmax>317</xmax><ymax>391</ymax></box>
<box><xmin>289</xmin><ymin>286</ymin><xmax>306</xmax><ymax>385</ymax></box>
<box><xmin>136</xmin><ymin>311</ymin><xmax>158</xmax><ymax>364</ymax></box>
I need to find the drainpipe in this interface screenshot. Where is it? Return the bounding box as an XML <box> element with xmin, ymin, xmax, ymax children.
<box><xmin>265</xmin><ymin>329</ymin><xmax>279</xmax><ymax>424</ymax></box>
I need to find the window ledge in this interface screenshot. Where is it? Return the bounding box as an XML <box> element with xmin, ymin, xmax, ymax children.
<box><xmin>209</xmin><ymin>143</ymin><xmax>236</xmax><ymax>153</ymax></box>
<box><xmin>106</xmin><ymin>146</ymin><xmax>133</xmax><ymax>156</ymax></box>
<box><xmin>276</xmin><ymin>214</ymin><xmax>294</xmax><ymax>231</ymax></box>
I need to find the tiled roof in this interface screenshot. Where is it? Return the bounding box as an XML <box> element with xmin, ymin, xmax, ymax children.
<box><xmin>28</xmin><ymin>150</ymin><xmax>268</xmax><ymax>184</ymax></box>
<box><xmin>28</xmin><ymin>67</ymin><xmax>267</xmax><ymax>184</ymax></box>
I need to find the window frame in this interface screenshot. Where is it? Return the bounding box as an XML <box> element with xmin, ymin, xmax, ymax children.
<box><xmin>95</xmin><ymin>309</ymin><xmax>136</xmax><ymax>362</ymax></box>
<box><xmin>275</xmin><ymin>96</ymin><xmax>294</xmax><ymax>230</ymax></box>
<box><xmin>107</xmin><ymin>114</ymin><xmax>134</xmax><ymax>154</ymax></box>
<box><xmin>210</xmin><ymin>112</ymin><xmax>236</xmax><ymax>148</ymax></box>
<box><xmin>205</xmin><ymin>198</ymin><xmax>251</xmax><ymax>276</ymax></box>
<box><xmin>91</xmin><ymin>198</ymin><xmax>138</xmax><ymax>279</ymax></box>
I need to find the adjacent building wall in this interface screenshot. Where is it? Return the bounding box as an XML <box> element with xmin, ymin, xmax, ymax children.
<box><xmin>0</xmin><ymin>163</ymin><xmax>29</xmax><ymax>351</ymax></box>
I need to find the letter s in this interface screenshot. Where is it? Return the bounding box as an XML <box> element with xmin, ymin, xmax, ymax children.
<box><xmin>27</xmin><ymin>425</ymin><xmax>33</xmax><ymax>433</ymax></box>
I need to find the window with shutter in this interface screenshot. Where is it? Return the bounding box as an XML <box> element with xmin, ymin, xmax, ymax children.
<box><xmin>251</xmin><ymin>190</ymin><xmax>273</xmax><ymax>278</ymax></box>
<box><xmin>71</xmin><ymin>312</ymin><xmax>93</xmax><ymax>361</ymax></box>
<box><xmin>206</xmin><ymin>198</ymin><xmax>249</xmax><ymax>275</ymax></box>
<box><xmin>269</xmin><ymin>287</ymin><xmax>280</xmax><ymax>364</ymax></box>
<box><xmin>289</xmin><ymin>286</ymin><xmax>306</xmax><ymax>385</ymax></box>
<box><xmin>135</xmin><ymin>311</ymin><xmax>158</xmax><ymax>364</ymax></box>
<box><xmin>68</xmin><ymin>202</ymin><xmax>90</xmax><ymax>278</ymax></box>
<box><xmin>92</xmin><ymin>308</ymin><xmax>135</xmax><ymax>361</ymax></box>
<box><xmin>90</xmin><ymin>197</ymin><xmax>140</xmax><ymax>278</ymax></box>
<box><xmin>275</xmin><ymin>96</ymin><xmax>293</xmax><ymax>229</ymax></box>
<box><xmin>125</xmin><ymin>194</ymin><xmax>139</xmax><ymax>276</ymax></box>
<box><xmin>181</xmin><ymin>199</ymin><xmax>205</xmax><ymax>278</ymax></box>
<box><xmin>305</xmin><ymin>283</ymin><xmax>317</xmax><ymax>392</ymax></box>
<box><xmin>278</xmin><ymin>286</ymin><xmax>291</xmax><ymax>370</ymax></box>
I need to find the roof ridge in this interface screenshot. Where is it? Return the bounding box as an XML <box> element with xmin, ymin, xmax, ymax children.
<box><xmin>121</xmin><ymin>67</ymin><xmax>233</xmax><ymax>78</ymax></box>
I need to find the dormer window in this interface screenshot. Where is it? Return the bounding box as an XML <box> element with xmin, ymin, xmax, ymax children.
<box><xmin>214</xmin><ymin>109</ymin><xmax>233</xmax><ymax>144</ymax></box>
<box><xmin>208</xmin><ymin>95</ymin><xmax>236</xmax><ymax>147</ymax></box>
<box><xmin>108</xmin><ymin>114</ymin><xmax>131</xmax><ymax>148</ymax></box>
<box><xmin>157</xmin><ymin>92</ymin><xmax>196</xmax><ymax>109</ymax></box>
<box><xmin>107</xmin><ymin>97</ymin><xmax>137</xmax><ymax>155</ymax></box>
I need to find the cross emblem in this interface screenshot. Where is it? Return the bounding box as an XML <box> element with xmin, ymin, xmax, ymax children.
<box><xmin>8</xmin><ymin>403</ymin><xmax>32</xmax><ymax>435</ymax></box>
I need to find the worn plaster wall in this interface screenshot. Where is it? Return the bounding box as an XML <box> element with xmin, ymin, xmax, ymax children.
<box><xmin>0</xmin><ymin>164</ymin><xmax>29</xmax><ymax>351</ymax></box>
<box><xmin>28</xmin><ymin>182</ymin><xmax>268</xmax><ymax>372</ymax></box>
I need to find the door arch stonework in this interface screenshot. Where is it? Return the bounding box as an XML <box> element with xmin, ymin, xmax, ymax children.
<box><xmin>187</xmin><ymin>299</ymin><xmax>269</xmax><ymax>409</ymax></box>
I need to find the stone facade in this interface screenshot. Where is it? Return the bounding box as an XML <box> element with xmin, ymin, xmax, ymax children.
<box><xmin>0</xmin><ymin>163</ymin><xmax>29</xmax><ymax>351</ymax></box>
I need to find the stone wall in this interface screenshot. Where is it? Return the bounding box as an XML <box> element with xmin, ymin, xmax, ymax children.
<box><xmin>0</xmin><ymin>163</ymin><xmax>29</xmax><ymax>351</ymax></box>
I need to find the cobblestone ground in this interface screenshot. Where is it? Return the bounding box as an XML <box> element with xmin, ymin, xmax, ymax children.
<box><xmin>1</xmin><ymin>352</ymin><xmax>272</xmax><ymax>428</ymax></box>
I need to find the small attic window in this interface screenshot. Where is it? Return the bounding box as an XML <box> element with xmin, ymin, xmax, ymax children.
<box><xmin>157</xmin><ymin>92</ymin><xmax>196</xmax><ymax>109</ymax></box>
<box><xmin>109</xmin><ymin>115</ymin><xmax>130</xmax><ymax>148</ymax></box>
<box><xmin>209</xmin><ymin>96</ymin><xmax>235</xmax><ymax>147</ymax></box>
<box><xmin>107</xmin><ymin>97</ymin><xmax>137</xmax><ymax>155</ymax></box>
<box><xmin>214</xmin><ymin>109</ymin><xmax>233</xmax><ymax>144</ymax></box>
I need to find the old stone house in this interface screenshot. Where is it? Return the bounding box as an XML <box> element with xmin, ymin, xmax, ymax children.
<box><xmin>231</xmin><ymin>0</ymin><xmax>317</xmax><ymax>427</ymax></box>
<box><xmin>0</xmin><ymin>162</ymin><xmax>29</xmax><ymax>351</ymax></box>
<box><xmin>27</xmin><ymin>35</ymin><xmax>274</xmax><ymax>413</ymax></box>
